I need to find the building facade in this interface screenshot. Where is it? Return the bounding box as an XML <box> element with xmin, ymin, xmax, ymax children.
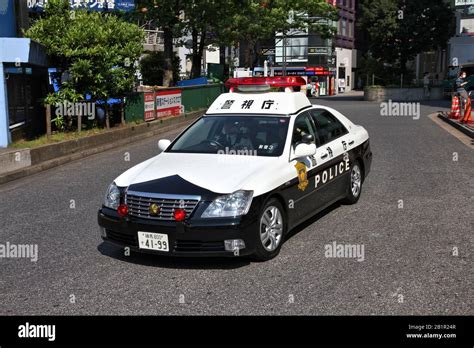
<box><xmin>335</xmin><ymin>0</ymin><xmax>357</xmax><ymax>92</ymax></box>
<box><xmin>251</xmin><ymin>0</ymin><xmax>361</xmax><ymax>95</ymax></box>
<box><xmin>449</xmin><ymin>0</ymin><xmax>474</xmax><ymax>67</ymax></box>
<box><xmin>253</xmin><ymin>0</ymin><xmax>339</xmax><ymax>96</ymax></box>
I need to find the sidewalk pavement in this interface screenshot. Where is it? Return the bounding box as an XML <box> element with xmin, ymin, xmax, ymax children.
<box><xmin>313</xmin><ymin>90</ymin><xmax>364</xmax><ymax>101</ymax></box>
<box><xmin>0</xmin><ymin>110</ymin><xmax>204</xmax><ymax>185</ymax></box>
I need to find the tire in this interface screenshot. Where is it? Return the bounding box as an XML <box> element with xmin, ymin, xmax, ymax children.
<box><xmin>341</xmin><ymin>160</ymin><xmax>363</xmax><ymax>204</ymax></box>
<box><xmin>251</xmin><ymin>198</ymin><xmax>286</xmax><ymax>261</ymax></box>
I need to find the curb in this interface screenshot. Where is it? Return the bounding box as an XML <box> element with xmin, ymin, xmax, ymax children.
<box><xmin>0</xmin><ymin>111</ymin><xmax>203</xmax><ymax>186</ymax></box>
<box><xmin>437</xmin><ymin>113</ymin><xmax>474</xmax><ymax>139</ymax></box>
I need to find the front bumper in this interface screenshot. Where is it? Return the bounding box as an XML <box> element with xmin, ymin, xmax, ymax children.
<box><xmin>97</xmin><ymin>207</ymin><xmax>259</xmax><ymax>257</ymax></box>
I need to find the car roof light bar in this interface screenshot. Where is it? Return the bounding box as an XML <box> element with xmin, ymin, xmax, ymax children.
<box><xmin>225</xmin><ymin>76</ymin><xmax>306</xmax><ymax>92</ymax></box>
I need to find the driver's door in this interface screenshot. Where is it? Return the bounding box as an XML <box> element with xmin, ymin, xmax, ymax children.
<box><xmin>286</xmin><ymin>111</ymin><xmax>320</xmax><ymax>224</ymax></box>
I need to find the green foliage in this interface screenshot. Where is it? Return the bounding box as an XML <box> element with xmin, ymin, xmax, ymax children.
<box><xmin>25</xmin><ymin>0</ymin><xmax>144</xmax><ymax>104</ymax></box>
<box><xmin>133</xmin><ymin>0</ymin><xmax>338</xmax><ymax>74</ymax></box>
<box><xmin>359</xmin><ymin>0</ymin><xmax>455</xmax><ymax>74</ymax></box>
<box><xmin>216</xmin><ymin>0</ymin><xmax>338</xmax><ymax>66</ymax></box>
<box><xmin>225</xmin><ymin>0</ymin><xmax>338</xmax><ymax>43</ymax></box>
<box><xmin>131</xmin><ymin>0</ymin><xmax>184</xmax><ymax>34</ymax></box>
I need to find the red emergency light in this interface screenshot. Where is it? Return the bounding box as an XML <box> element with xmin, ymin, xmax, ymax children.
<box><xmin>225</xmin><ymin>76</ymin><xmax>306</xmax><ymax>92</ymax></box>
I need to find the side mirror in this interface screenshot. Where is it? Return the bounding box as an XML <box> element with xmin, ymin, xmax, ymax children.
<box><xmin>158</xmin><ymin>139</ymin><xmax>171</xmax><ymax>152</ymax></box>
<box><xmin>291</xmin><ymin>143</ymin><xmax>316</xmax><ymax>161</ymax></box>
<box><xmin>302</xmin><ymin>133</ymin><xmax>314</xmax><ymax>144</ymax></box>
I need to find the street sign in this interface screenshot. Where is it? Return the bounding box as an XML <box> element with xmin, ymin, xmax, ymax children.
<box><xmin>308</xmin><ymin>47</ymin><xmax>329</xmax><ymax>55</ymax></box>
<box><xmin>27</xmin><ymin>0</ymin><xmax>135</xmax><ymax>12</ymax></box>
<box><xmin>260</xmin><ymin>48</ymin><xmax>276</xmax><ymax>56</ymax></box>
<box><xmin>155</xmin><ymin>90</ymin><xmax>182</xmax><ymax>119</ymax></box>
<box><xmin>144</xmin><ymin>93</ymin><xmax>155</xmax><ymax>122</ymax></box>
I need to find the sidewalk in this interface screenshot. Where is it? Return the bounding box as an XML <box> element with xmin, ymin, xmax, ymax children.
<box><xmin>0</xmin><ymin>110</ymin><xmax>204</xmax><ymax>185</ymax></box>
<box><xmin>313</xmin><ymin>90</ymin><xmax>364</xmax><ymax>101</ymax></box>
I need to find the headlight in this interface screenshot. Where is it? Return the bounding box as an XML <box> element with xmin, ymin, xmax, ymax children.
<box><xmin>104</xmin><ymin>182</ymin><xmax>120</xmax><ymax>209</ymax></box>
<box><xmin>201</xmin><ymin>190</ymin><xmax>253</xmax><ymax>218</ymax></box>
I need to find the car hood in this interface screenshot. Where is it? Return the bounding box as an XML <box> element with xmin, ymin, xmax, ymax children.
<box><xmin>114</xmin><ymin>152</ymin><xmax>290</xmax><ymax>196</ymax></box>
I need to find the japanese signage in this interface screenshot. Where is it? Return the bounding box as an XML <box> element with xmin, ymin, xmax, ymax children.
<box><xmin>155</xmin><ymin>90</ymin><xmax>182</xmax><ymax>119</ymax></box>
<box><xmin>220</xmin><ymin>99</ymin><xmax>277</xmax><ymax>111</ymax></box>
<box><xmin>271</xmin><ymin>67</ymin><xmax>334</xmax><ymax>77</ymax></box>
<box><xmin>308</xmin><ymin>47</ymin><xmax>329</xmax><ymax>55</ymax></box>
<box><xmin>0</xmin><ymin>0</ymin><xmax>16</xmax><ymax>37</ymax></box>
<box><xmin>27</xmin><ymin>0</ymin><xmax>135</xmax><ymax>12</ymax></box>
<box><xmin>144</xmin><ymin>93</ymin><xmax>155</xmax><ymax>122</ymax></box>
<box><xmin>273</xmin><ymin>70</ymin><xmax>307</xmax><ymax>76</ymax></box>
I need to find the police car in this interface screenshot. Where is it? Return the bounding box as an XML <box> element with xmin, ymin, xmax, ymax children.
<box><xmin>98</xmin><ymin>77</ymin><xmax>372</xmax><ymax>261</ymax></box>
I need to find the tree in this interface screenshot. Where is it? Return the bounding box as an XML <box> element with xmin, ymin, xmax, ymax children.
<box><xmin>131</xmin><ymin>0</ymin><xmax>337</xmax><ymax>81</ymax></box>
<box><xmin>26</xmin><ymin>0</ymin><xmax>144</xmax><ymax>115</ymax></box>
<box><xmin>359</xmin><ymin>0</ymin><xmax>455</xmax><ymax>75</ymax></box>
<box><xmin>223</xmin><ymin>0</ymin><xmax>339</xmax><ymax>68</ymax></box>
<box><xmin>181</xmin><ymin>0</ymin><xmax>239</xmax><ymax>78</ymax></box>
<box><xmin>180</xmin><ymin>0</ymin><xmax>338</xmax><ymax>78</ymax></box>
<box><xmin>140</xmin><ymin>51</ymin><xmax>181</xmax><ymax>85</ymax></box>
<box><xmin>133</xmin><ymin>0</ymin><xmax>185</xmax><ymax>86</ymax></box>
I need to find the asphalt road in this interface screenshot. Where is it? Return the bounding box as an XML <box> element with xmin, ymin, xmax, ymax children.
<box><xmin>0</xmin><ymin>96</ymin><xmax>472</xmax><ymax>315</ymax></box>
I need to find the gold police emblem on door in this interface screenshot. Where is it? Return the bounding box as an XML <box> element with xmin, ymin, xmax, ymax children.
<box><xmin>149</xmin><ymin>203</ymin><xmax>161</xmax><ymax>216</ymax></box>
<box><xmin>295</xmin><ymin>162</ymin><xmax>308</xmax><ymax>191</ymax></box>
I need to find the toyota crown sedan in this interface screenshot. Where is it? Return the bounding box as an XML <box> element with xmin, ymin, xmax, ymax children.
<box><xmin>98</xmin><ymin>77</ymin><xmax>372</xmax><ymax>261</ymax></box>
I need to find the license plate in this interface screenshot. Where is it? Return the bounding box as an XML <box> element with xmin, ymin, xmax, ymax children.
<box><xmin>137</xmin><ymin>232</ymin><xmax>169</xmax><ymax>252</ymax></box>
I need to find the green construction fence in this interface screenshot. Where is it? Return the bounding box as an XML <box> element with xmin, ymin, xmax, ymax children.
<box><xmin>125</xmin><ymin>83</ymin><xmax>225</xmax><ymax>123</ymax></box>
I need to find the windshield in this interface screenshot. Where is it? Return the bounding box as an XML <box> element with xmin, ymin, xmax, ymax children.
<box><xmin>167</xmin><ymin>115</ymin><xmax>290</xmax><ymax>156</ymax></box>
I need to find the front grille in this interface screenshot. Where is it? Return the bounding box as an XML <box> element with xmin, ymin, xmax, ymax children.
<box><xmin>106</xmin><ymin>229</ymin><xmax>138</xmax><ymax>247</ymax></box>
<box><xmin>125</xmin><ymin>191</ymin><xmax>200</xmax><ymax>221</ymax></box>
<box><xmin>174</xmin><ymin>240</ymin><xmax>225</xmax><ymax>252</ymax></box>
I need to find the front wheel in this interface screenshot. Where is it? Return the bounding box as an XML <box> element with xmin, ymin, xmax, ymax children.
<box><xmin>342</xmin><ymin>161</ymin><xmax>363</xmax><ymax>204</ymax></box>
<box><xmin>251</xmin><ymin>198</ymin><xmax>286</xmax><ymax>261</ymax></box>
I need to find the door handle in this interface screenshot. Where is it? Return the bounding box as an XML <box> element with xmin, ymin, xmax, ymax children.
<box><xmin>321</xmin><ymin>153</ymin><xmax>328</xmax><ymax>159</ymax></box>
<box><xmin>349</xmin><ymin>140</ymin><xmax>355</xmax><ymax>145</ymax></box>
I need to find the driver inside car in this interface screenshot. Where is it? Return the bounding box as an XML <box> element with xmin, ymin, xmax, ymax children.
<box><xmin>213</xmin><ymin>121</ymin><xmax>254</xmax><ymax>151</ymax></box>
<box><xmin>213</xmin><ymin>122</ymin><xmax>239</xmax><ymax>147</ymax></box>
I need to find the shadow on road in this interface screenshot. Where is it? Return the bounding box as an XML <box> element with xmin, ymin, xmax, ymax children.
<box><xmin>418</xmin><ymin>99</ymin><xmax>451</xmax><ymax>109</ymax></box>
<box><xmin>97</xmin><ymin>243</ymin><xmax>251</xmax><ymax>270</ymax></box>
<box><xmin>97</xmin><ymin>202</ymin><xmax>343</xmax><ymax>269</ymax></box>
<box><xmin>285</xmin><ymin>202</ymin><xmax>342</xmax><ymax>242</ymax></box>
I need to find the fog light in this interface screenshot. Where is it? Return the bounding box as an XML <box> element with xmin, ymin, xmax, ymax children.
<box><xmin>224</xmin><ymin>239</ymin><xmax>246</xmax><ymax>252</ymax></box>
<box><xmin>118</xmin><ymin>204</ymin><xmax>129</xmax><ymax>217</ymax></box>
<box><xmin>99</xmin><ymin>227</ymin><xmax>107</xmax><ymax>238</ymax></box>
<box><xmin>173</xmin><ymin>208</ymin><xmax>186</xmax><ymax>222</ymax></box>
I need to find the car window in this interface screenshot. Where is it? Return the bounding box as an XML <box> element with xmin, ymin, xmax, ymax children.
<box><xmin>309</xmin><ymin>109</ymin><xmax>348</xmax><ymax>145</ymax></box>
<box><xmin>168</xmin><ymin>115</ymin><xmax>290</xmax><ymax>156</ymax></box>
<box><xmin>291</xmin><ymin>112</ymin><xmax>316</xmax><ymax>148</ymax></box>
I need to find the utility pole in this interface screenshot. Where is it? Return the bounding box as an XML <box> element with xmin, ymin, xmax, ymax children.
<box><xmin>283</xmin><ymin>34</ymin><xmax>287</xmax><ymax>77</ymax></box>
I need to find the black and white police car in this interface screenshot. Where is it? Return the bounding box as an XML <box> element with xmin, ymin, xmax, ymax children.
<box><xmin>98</xmin><ymin>76</ymin><xmax>372</xmax><ymax>261</ymax></box>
